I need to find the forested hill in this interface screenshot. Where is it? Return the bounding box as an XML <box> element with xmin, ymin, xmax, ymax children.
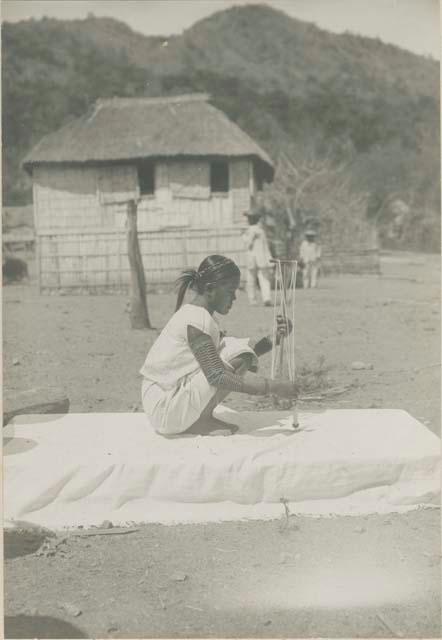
<box><xmin>151</xmin><ymin>4</ymin><xmax>438</xmax><ymax>98</ymax></box>
<box><xmin>2</xmin><ymin>3</ymin><xmax>440</xmax><ymax>249</ymax></box>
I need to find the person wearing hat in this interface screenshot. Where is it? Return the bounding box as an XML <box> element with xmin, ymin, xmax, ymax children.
<box><xmin>242</xmin><ymin>209</ymin><xmax>272</xmax><ymax>306</ymax></box>
<box><xmin>299</xmin><ymin>228</ymin><xmax>321</xmax><ymax>288</ymax></box>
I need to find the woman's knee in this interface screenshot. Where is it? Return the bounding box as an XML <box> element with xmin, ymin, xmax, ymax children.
<box><xmin>143</xmin><ymin>401</ymin><xmax>192</xmax><ymax>436</ymax></box>
<box><xmin>152</xmin><ymin>416</ymin><xmax>191</xmax><ymax>437</ymax></box>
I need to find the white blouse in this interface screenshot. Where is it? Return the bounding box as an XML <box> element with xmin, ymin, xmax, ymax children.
<box><xmin>140</xmin><ymin>304</ymin><xmax>221</xmax><ymax>389</ymax></box>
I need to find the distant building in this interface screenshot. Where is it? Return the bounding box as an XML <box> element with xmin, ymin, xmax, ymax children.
<box><xmin>23</xmin><ymin>94</ymin><xmax>274</xmax><ymax>292</ymax></box>
<box><xmin>2</xmin><ymin>205</ymin><xmax>35</xmax><ymax>254</ymax></box>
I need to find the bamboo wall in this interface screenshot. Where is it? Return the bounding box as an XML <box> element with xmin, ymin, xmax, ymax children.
<box><xmin>33</xmin><ymin>166</ymin><xmax>104</xmax><ymax>229</ymax></box>
<box><xmin>33</xmin><ymin>159</ymin><xmax>254</xmax><ymax>233</ymax></box>
<box><xmin>37</xmin><ymin>226</ymin><xmax>249</xmax><ymax>293</ymax></box>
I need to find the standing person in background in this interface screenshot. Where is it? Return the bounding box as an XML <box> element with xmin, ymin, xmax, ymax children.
<box><xmin>242</xmin><ymin>210</ymin><xmax>272</xmax><ymax>306</ymax></box>
<box><xmin>299</xmin><ymin>229</ymin><xmax>321</xmax><ymax>289</ymax></box>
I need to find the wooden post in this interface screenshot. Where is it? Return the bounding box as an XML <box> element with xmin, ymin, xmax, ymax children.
<box><xmin>117</xmin><ymin>230</ymin><xmax>122</xmax><ymax>291</ymax></box>
<box><xmin>126</xmin><ymin>200</ymin><xmax>152</xmax><ymax>329</ymax></box>
<box><xmin>53</xmin><ymin>234</ymin><xmax>61</xmax><ymax>290</ymax></box>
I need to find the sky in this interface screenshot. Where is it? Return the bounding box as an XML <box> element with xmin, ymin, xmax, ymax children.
<box><xmin>1</xmin><ymin>0</ymin><xmax>440</xmax><ymax>59</ymax></box>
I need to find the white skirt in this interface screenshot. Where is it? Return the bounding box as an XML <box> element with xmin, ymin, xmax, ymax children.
<box><xmin>141</xmin><ymin>337</ymin><xmax>258</xmax><ymax>436</ymax></box>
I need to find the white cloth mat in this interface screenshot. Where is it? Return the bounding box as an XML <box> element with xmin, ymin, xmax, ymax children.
<box><xmin>4</xmin><ymin>407</ymin><xmax>440</xmax><ymax>529</ymax></box>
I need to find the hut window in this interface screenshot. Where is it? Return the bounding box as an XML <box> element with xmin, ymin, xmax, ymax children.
<box><xmin>138</xmin><ymin>162</ymin><xmax>155</xmax><ymax>195</ymax></box>
<box><xmin>210</xmin><ymin>161</ymin><xmax>229</xmax><ymax>193</ymax></box>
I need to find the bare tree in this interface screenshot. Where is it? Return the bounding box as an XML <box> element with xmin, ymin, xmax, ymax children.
<box><xmin>262</xmin><ymin>140</ymin><xmax>377</xmax><ymax>255</ymax></box>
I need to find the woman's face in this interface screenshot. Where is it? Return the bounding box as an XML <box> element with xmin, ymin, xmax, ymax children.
<box><xmin>208</xmin><ymin>276</ymin><xmax>240</xmax><ymax>315</ymax></box>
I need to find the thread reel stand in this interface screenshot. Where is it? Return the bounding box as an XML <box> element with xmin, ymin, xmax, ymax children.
<box><xmin>270</xmin><ymin>259</ymin><xmax>300</xmax><ymax>431</ymax></box>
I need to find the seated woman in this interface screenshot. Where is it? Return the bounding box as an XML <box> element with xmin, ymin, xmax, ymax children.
<box><xmin>140</xmin><ymin>254</ymin><xmax>297</xmax><ymax>436</ymax></box>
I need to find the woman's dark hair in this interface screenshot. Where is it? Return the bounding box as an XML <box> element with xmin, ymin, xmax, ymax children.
<box><xmin>175</xmin><ymin>254</ymin><xmax>241</xmax><ymax>311</ymax></box>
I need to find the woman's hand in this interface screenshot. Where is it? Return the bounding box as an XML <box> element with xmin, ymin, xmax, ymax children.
<box><xmin>276</xmin><ymin>315</ymin><xmax>293</xmax><ymax>344</ymax></box>
<box><xmin>270</xmin><ymin>379</ymin><xmax>299</xmax><ymax>399</ymax></box>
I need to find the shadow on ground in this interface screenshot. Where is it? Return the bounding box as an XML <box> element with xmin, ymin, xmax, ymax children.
<box><xmin>4</xmin><ymin>615</ymin><xmax>87</xmax><ymax>639</ymax></box>
<box><xmin>4</xmin><ymin>528</ymin><xmax>49</xmax><ymax>559</ymax></box>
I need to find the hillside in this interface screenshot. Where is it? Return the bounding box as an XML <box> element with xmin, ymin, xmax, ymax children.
<box><xmin>155</xmin><ymin>4</ymin><xmax>438</xmax><ymax>97</ymax></box>
<box><xmin>2</xmin><ymin>4</ymin><xmax>440</xmax><ymax>249</ymax></box>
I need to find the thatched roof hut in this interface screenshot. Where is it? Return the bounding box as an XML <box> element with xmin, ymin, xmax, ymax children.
<box><xmin>25</xmin><ymin>93</ymin><xmax>275</xmax><ymax>292</ymax></box>
<box><xmin>23</xmin><ymin>93</ymin><xmax>274</xmax><ymax>180</ymax></box>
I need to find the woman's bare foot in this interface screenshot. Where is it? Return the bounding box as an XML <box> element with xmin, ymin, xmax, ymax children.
<box><xmin>209</xmin><ymin>416</ymin><xmax>239</xmax><ymax>435</ymax></box>
<box><xmin>185</xmin><ymin>415</ymin><xmax>239</xmax><ymax>436</ymax></box>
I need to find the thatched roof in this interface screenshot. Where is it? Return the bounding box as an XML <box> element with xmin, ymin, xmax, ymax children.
<box><xmin>23</xmin><ymin>94</ymin><xmax>274</xmax><ymax>179</ymax></box>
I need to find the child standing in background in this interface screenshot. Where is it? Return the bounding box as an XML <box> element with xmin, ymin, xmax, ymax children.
<box><xmin>140</xmin><ymin>255</ymin><xmax>296</xmax><ymax>437</ymax></box>
<box><xmin>299</xmin><ymin>229</ymin><xmax>321</xmax><ymax>289</ymax></box>
<box><xmin>242</xmin><ymin>211</ymin><xmax>272</xmax><ymax>306</ymax></box>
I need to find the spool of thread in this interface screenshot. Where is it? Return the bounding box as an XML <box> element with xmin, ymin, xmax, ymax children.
<box><xmin>292</xmin><ymin>403</ymin><xmax>300</xmax><ymax>430</ymax></box>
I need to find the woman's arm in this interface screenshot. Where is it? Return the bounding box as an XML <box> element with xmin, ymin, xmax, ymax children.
<box><xmin>251</xmin><ymin>317</ymin><xmax>293</xmax><ymax>357</ymax></box>
<box><xmin>187</xmin><ymin>325</ymin><xmax>298</xmax><ymax>399</ymax></box>
<box><xmin>188</xmin><ymin>325</ymin><xmax>266</xmax><ymax>394</ymax></box>
<box><xmin>251</xmin><ymin>336</ymin><xmax>273</xmax><ymax>357</ymax></box>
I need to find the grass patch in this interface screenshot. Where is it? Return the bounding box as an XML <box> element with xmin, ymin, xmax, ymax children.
<box><xmin>253</xmin><ymin>355</ymin><xmax>334</xmax><ymax>410</ymax></box>
<box><xmin>296</xmin><ymin>355</ymin><xmax>333</xmax><ymax>395</ymax></box>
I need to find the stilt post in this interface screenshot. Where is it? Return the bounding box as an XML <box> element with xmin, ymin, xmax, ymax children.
<box><xmin>126</xmin><ymin>199</ymin><xmax>152</xmax><ymax>329</ymax></box>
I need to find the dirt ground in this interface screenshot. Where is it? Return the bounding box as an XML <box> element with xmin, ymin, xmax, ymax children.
<box><xmin>3</xmin><ymin>251</ymin><xmax>441</xmax><ymax>638</ymax></box>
